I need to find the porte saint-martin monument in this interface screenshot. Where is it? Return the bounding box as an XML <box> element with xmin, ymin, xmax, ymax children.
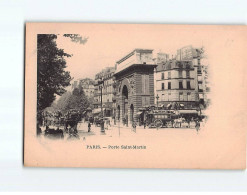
<box><xmin>114</xmin><ymin>49</ymin><xmax>157</xmax><ymax>125</ymax></box>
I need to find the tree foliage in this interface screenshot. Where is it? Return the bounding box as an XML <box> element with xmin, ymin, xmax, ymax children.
<box><xmin>63</xmin><ymin>34</ymin><xmax>88</xmax><ymax>44</ymax></box>
<box><xmin>56</xmin><ymin>86</ymin><xmax>90</xmax><ymax>114</ymax></box>
<box><xmin>37</xmin><ymin>34</ymin><xmax>72</xmax><ymax>115</ymax></box>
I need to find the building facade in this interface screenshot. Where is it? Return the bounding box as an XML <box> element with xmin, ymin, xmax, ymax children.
<box><xmin>155</xmin><ymin>60</ymin><xmax>198</xmax><ymax>108</ymax></box>
<box><xmin>93</xmin><ymin>67</ymin><xmax>116</xmax><ymax>117</ymax></box>
<box><xmin>114</xmin><ymin>49</ymin><xmax>157</xmax><ymax>124</ymax></box>
<box><xmin>71</xmin><ymin>78</ymin><xmax>95</xmax><ymax>98</ymax></box>
<box><xmin>155</xmin><ymin>46</ymin><xmax>209</xmax><ymax>110</ymax></box>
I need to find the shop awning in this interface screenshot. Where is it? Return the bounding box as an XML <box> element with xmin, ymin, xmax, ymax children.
<box><xmin>178</xmin><ymin>110</ymin><xmax>198</xmax><ymax>114</ymax></box>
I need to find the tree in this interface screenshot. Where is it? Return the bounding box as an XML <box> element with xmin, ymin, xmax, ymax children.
<box><xmin>56</xmin><ymin>87</ymin><xmax>90</xmax><ymax>114</ymax></box>
<box><xmin>55</xmin><ymin>91</ymin><xmax>72</xmax><ymax>112</ymax></box>
<box><xmin>37</xmin><ymin>34</ymin><xmax>72</xmax><ymax>124</ymax></box>
<box><xmin>37</xmin><ymin>34</ymin><xmax>88</xmax><ymax>125</ymax></box>
<box><xmin>63</xmin><ymin>34</ymin><xmax>88</xmax><ymax>44</ymax></box>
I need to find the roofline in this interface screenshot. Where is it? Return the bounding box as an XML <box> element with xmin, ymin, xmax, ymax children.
<box><xmin>114</xmin><ymin>63</ymin><xmax>157</xmax><ymax>76</ymax></box>
<box><xmin>116</xmin><ymin>48</ymin><xmax>153</xmax><ymax>64</ymax></box>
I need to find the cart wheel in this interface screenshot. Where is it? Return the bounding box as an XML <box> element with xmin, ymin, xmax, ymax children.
<box><xmin>154</xmin><ymin>119</ymin><xmax>162</xmax><ymax>128</ymax></box>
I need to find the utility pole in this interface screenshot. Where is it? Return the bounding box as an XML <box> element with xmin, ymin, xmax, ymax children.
<box><xmin>156</xmin><ymin>94</ymin><xmax>159</xmax><ymax>109</ymax></box>
<box><xmin>98</xmin><ymin>79</ymin><xmax>105</xmax><ymax>133</ymax></box>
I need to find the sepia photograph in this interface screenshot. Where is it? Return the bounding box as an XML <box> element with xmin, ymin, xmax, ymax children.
<box><xmin>24</xmin><ymin>23</ymin><xmax>246</xmax><ymax>169</ymax></box>
<box><xmin>1</xmin><ymin>0</ymin><xmax>247</xmax><ymax>192</ymax></box>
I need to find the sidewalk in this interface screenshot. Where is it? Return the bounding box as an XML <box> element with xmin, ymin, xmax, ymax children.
<box><xmin>41</xmin><ymin>121</ymin><xmax>200</xmax><ymax>141</ymax></box>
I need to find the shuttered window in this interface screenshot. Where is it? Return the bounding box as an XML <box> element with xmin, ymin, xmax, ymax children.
<box><xmin>179</xmin><ymin>70</ymin><xmax>182</xmax><ymax>78</ymax></box>
<box><xmin>161</xmin><ymin>73</ymin><xmax>164</xmax><ymax>80</ymax></box>
<box><xmin>187</xmin><ymin>92</ymin><xmax>191</xmax><ymax>101</ymax></box>
<box><xmin>161</xmin><ymin>83</ymin><xmax>164</xmax><ymax>90</ymax></box>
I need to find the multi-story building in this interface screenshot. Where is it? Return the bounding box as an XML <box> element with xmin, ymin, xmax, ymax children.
<box><xmin>155</xmin><ymin>46</ymin><xmax>209</xmax><ymax>110</ymax></box>
<box><xmin>193</xmin><ymin>60</ymin><xmax>210</xmax><ymax>109</ymax></box>
<box><xmin>155</xmin><ymin>60</ymin><xmax>198</xmax><ymax>108</ymax></box>
<box><xmin>93</xmin><ymin>67</ymin><xmax>116</xmax><ymax>117</ymax></box>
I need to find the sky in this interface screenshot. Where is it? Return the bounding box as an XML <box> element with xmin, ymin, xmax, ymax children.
<box><xmin>55</xmin><ymin>24</ymin><xmax>206</xmax><ymax>82</ymax></box>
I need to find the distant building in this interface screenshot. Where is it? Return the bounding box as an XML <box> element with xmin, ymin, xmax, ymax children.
<box><xmin>72</xmin><ymin>78</ymin><xmax>95</xmax><ymax>98</ymax></box>
<box><xmin>176</xmin><ymin>45</ymin><xmax>201</xmax><ymax>61</ymax></box>
<box><xmin>155</xmin><ymin>52</ymin><xmax>169</xmax><ymax>64</ymax></box>
<box><xmin>93</xmin><ymin>67</ymin><xmax>116</xmax><ymax>117</ymax></box>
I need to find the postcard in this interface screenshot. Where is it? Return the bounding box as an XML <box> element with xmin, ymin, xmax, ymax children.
<box><xmin>24</xmin><ymin>23</ymin><xmax>247</xmax><ymax>169</ymax></box>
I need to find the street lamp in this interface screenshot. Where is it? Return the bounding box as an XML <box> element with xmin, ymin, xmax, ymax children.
<box><xmin>156</xmin><ymin>94</ymin><xmax>159</xmax><ymax>109</ymax></box>
<box><xmin>98</xmin><ymin>78</ymin><xmax>105</xmax><ymax>133</ymax></box>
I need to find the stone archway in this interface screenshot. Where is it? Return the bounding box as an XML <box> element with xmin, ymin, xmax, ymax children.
<box><xmin>117</xmin><ymin>78</ymin><xmax>134</xmax><ymax>125</ymax></box>
<box><xmin>122</xmin><ymin>85</ymin><xmax>129</xmax><ymax>122</ymax></box>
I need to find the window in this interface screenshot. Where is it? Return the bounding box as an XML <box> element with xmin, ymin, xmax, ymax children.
<box><xmin>161</xmin><ymin>73</ymin><xmax>164</xmax><ymax>80</ymax></box>
<box><xmin>161</xmin><ymin>83</ymin><xmax>165</xmax><ymax>90</ymax></box>
<box><xmin>198</xmin><ymin>84</ymin><xmax>203</xmax><ymax>91</ymax></box>
<box><xmin>179</xmin><ymin>92</ymin><xmax>183</xmax><ymax>101</ymax></box>
<box><xmin>168</xmin><ymin>63</ymin><xmax>171</xmax><ymax>69</ymax></box>
<box><xmin>179</xmin><ymin>70</ymin><xmax>182</xmax><ymax>78</ymax></box>
<box><xmin>168</xmin><ymin>82</ymin><xmax>171</xmax><ymax>89</ymax></box>
<box><xmin>168</xmin><ymin>93</ymin><xmax>171</xmax><ymax>101</ymax></box>
<box><xmin>178</xmin><ymin>63</ymin><xmax>183</xmax><ymax>69</ymax></box>
<box><xmin>142</xmin><ymin>75</ymin><xmax>149</xmax><ymax>94</ymax></box>
<box><xmin>168</xmin><ymin>72</ymin><xmax>171</xmax><ymax>79</ymax></box>
<box><xmin>186</xmin><ymin>70</ymin><xmax>190</xmax><ymax>78</ymax></box>
<box><xmin>184</xmin><ymin>93</ymin><xmax>188</xmax><ymax>101</ymax></box>
<box><xmin>187</xmin><ymin>92</ymin><xmax>191</xmax><ymax>101</ymax></box>
<box><xmin>186</xmin><ymin>62</ymin><xmax>190</xmax><ymax>69</ymax></box>
<box><xmin>187</xmin><ymin>81</ymin><xmax>191</xmax><ymax>89</ymax></box>
<box><xmin>179</xmin><ymin>81</ymin><xmax>183</xmax><ymax>89</ymax></box>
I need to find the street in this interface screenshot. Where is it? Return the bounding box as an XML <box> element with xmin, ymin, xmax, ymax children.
<box><xmin>40</xmin><ymin>121</ymin><xmax>202</xmax><ymax>142</ymax></box>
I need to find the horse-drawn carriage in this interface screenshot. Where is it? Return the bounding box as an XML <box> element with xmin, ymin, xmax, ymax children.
<box><xmin>64</xmin><ymin>109</ymin><xmax>81</xmax><ymax>133</ymax></box>
<box><xmin>145</xmin><ymin>110</ymin><xmax>176</xmax><ymax>128</ymax></box>
<box><xmin>145</xmin><ymin>109</ymin><xmax>200</xmax><ymax>129</ymax></box>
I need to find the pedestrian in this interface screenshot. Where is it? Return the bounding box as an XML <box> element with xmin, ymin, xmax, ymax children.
<box><xmin>88</xmin><ymin>122</ymin><xmax>91</xmax><ymax>132</ymax></box>
<box><xmin>195</xmin><ymin>120</ymin><xmax>200</xmax><ymax>133</ymax></box>
<box><xmin>132</xmin><ymin>121</ymin><xmax>136</xmax><ymax>133</ymax></box>
<box><xmin>144</xmin><ymin>120</ymin><xmax>146</xmax><ymax>129</ymax></box>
